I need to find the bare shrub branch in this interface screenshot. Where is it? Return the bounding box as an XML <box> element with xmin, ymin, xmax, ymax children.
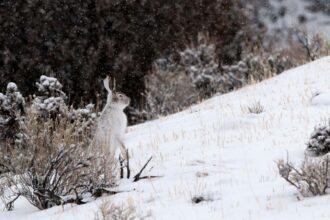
<box><xmin>277</xmin><ymin>155</ymin><xmax>330</xmax><ymax>197</ymax></box>
<box><xmin>294</xmin><ymin>29</ymin><xmax>330</xmax><ymax>62</ymax></box>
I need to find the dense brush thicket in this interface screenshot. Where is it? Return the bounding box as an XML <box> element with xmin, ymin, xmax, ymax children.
<box><xmin>0</xmin><ymin>78</ymin><xmax>115</xmax><ymax>210</ymax></box>
<box><xmin>130</xmin><ymin>37</ymin><xmax>293</xmax><ymax>122</ymax></box>
<box><xmin>0</xmin><ymin>0</ymin><xmax>251</xmax><ymax>121</ymax></box>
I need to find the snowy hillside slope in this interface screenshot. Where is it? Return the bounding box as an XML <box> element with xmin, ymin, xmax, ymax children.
<box><xmin>2</xmin><ymin>57</ymin><xmax>330</xmax><ymax>219</ymax></box>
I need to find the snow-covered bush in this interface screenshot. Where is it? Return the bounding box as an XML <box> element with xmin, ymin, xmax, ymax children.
<box><xmin>0</xmin><ymin>109</ymin><xmax>115</xmax><ymax>210</ymax></box>
<box><xmin>305</xmin><ymin>122</ymin><xmax>330</xmax><ymax>156</ymax></box>
<box><xmin>68</xmin><ymin>104</ymin><xmax>98</xmax><ymax>143</ymax></box>
<box><xmin>32</xmin><ymin>75</ymin><xmax>67</xmax><ymax>118</ymax></box>
<box><xmin>0</xmin><ymin>82</ymin><xmax>26</xmax><ymax>145</ymax></box>
<box><xmin>219</xmin><ymin>51</ymin><xmax>294</xmax><ymax>90</ymax></box>
<box><xmin>29</xmin><ymin>76</ymin><xmax>98</xmax><ymax>146</ymax></box>
<box><xmin>179</xmin><ymin>41</ymin><xmax>293</xmax><ymax>97</ymax></box>
<box><xmin>179</xmin><ymin>43</ymin><xmax>219</xmax><ymax>96</ymax></box>
<box><xmin>277</xmin><ymin>156</ymin><xmax>330</xmax><ymax>197</ymax></box>
<box><xmin>266</xmin><ymin>52</ymin><xmax>294</xmax><ymax>75</ymax></box>
<box><xmin>69</xmin><ymin>103</ymin><xmax>96</xmax><ymax>122</ymax></box>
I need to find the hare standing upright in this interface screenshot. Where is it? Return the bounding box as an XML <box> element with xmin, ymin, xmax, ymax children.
<box><xmin>93</xmin><ymin>76</ymin><xmax>131</xmax><ymax>178</ymax></box>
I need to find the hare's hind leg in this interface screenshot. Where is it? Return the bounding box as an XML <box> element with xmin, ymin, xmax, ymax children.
<box><xmin>119</xmin><ymin>154</ymin><xmax>124</xmax><ymax>178</ymax></box>
<box><xmin>125</xmin><ymin>148</ymin><xmax>130</xmax><ymax>178</ymax></box>
<box><xmin>119</xmin><ymin>153</ymin><xmax>130</xmax><ymax>179</ymax></box>
<box><xmin>117</xmin><ymin>138</ymin><xmax>130</xmax><ymax>178</ymax></box>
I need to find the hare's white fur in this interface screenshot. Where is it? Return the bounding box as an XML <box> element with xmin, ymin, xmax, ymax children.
<box><xmin>93</xmin><ymin>77</ymin><xmax>130</xmax><ymax>160</ymax></box>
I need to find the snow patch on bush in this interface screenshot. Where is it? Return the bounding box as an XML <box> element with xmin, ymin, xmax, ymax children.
<box><xmin>306</xmin><ymin>121</ymin><xmax>330</xmax><ymax>156</ymax></box>
<box><xmin>0</xmin><ymin>82</ymin><xmax>26</xmax><ymax>145</ymax></box>
<box><xmin>32</xmin><ymin>75</ymin><xmax>67</xmax><ymax>117</ymax></box>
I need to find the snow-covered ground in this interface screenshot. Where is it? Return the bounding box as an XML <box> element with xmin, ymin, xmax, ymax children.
<box><xmin>2</xmin><ymin>57</ymin><xmax>330</xmax><ymax>219</ymax></box>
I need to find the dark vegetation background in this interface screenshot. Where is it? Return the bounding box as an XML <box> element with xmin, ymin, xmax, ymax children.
<box><xmin>0</xmin><ymin>0</ymin><xmax>255</xmax><ymax>121</ymax></box>
<box><xmin>1</xmin><ymin>0</ymin><xmax>329</xmax><ymax>124</ymax></box>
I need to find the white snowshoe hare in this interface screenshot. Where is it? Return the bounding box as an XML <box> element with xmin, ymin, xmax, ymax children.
<box><xmin>92</xmin><ymin>76</ymin><xmax>131</xmax><ymax>178</ymax></box>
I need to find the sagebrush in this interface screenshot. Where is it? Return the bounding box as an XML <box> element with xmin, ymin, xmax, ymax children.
<box><xmin>0</xmin><ymin>107</ymin><xmax>115</xmax><ymax>210</ymax></box>
<box><xmin>277</xmin><ymin>156</ymin><xmax>330</xmax><ymax>197</ymax></box>
<box><xmin>0</xmin><ymin>78</ymin><xmax>116</xmax><ymax>211</ymax></box>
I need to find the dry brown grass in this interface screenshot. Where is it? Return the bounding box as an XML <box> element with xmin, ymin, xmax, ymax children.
<box><xmin>0</xmin><ymin>108</ymin><xmax>116</xmax><ymax>210</ymax></box>
<box><xmin>246</xmin><ymin>101</ymin><xmax>265</xmax><ymax>114</ymax></box>
<box><xmin>95</xmin><ymin>199</ymin><xmax>149</xmax><ymax>220</ymax></box>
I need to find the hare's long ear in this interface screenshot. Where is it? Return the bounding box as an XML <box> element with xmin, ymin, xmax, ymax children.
<box><xmin>103</xmin><ymin>76</ymin><xmax>111</xmax><ymax>93</ymax></box>
<box><xmin>113</xmin><ymin>78</ymin><xmax>116</xmax><ymax>92</ymax></box>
